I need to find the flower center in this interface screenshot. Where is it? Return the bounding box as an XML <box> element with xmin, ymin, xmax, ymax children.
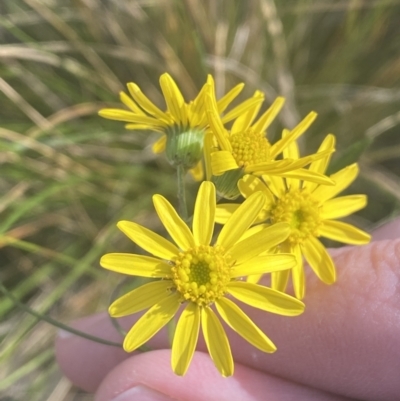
<box><xmin>172</xmin><ymin>245</ymin><xmax>231</xmax><ymax>306</ymax></box>
<box><xmin>270</xmin><ymin>189</ymin><xmax>321</xmax><ymax>244</ymax></box>
<box><xmin>230</xmin><ymin>128</ymin><xmax>271</xmax><ymax>167</ymax></box>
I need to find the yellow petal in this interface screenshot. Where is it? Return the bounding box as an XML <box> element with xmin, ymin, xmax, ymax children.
<box><xmin>321</xmin><ymin>195</ymin><xmax>367</xmax><ymax>220</ymax></box>
<box><xmin>211</xmin><ymin>151</ymin><xmax>239</xmax><ymax>175</ymax></box>
<box><xmin>100</xmin><ymin>253</ymin><xmax>171</xmax><ymax>277</ymax></box>
<box><xmin>246</xmin><ymin>274</ymin><xmax>262</xmax><ymax>284</ymax></box>
<box><xmin>159</xmin><ymin>74</ymin><xmax>185</xmax><ymax>123</ymax></box>
<box><xmin>98</xmin><ymin>109</ymin><xmax>162</xmax><ymax>125</ymax></box>
<box><xmin>201</xmin><ymin>307</ymin><xmax>233</xmax><ymax>377</ymax></box>
<box><xmin>152</xmin><ymin>135</ymin><xmax>167</xmax><ymax>154</ymax></box>
<box><xmin>217</xmin><ymin>191</ymin><xmax>266</xmax><ymax>249</ymax></box>
<box><xmin>270</xmin><ymin>112</ymin><xmax>317</xmax><ymax>158</ymax></box>
<box><xmin>282</xmin><ymin>129</ymin><xmax>300</xmax><ymax>190</ymax></box>
<box><xmin>172</xmin><ymin>303</ymin><xmax>200</xmax><ymax>376</ymax></box>
<box><xmin>193</xmin><ymin>181</ymin><xmax>215</xmax><ymax>246</ymax></box>
<box><xmin>217</xmin><ymin>83</ymin><xmax>244</xmax><ymax>114</ymax></box>
<box><xmin>206</xmin><ymin>94</ymin><xmax>232</xmax><ymax>152</ymax></box>
<box><xmin>123</xmin><ymin>293</ymin><xmax>180</xmax><ymax>352</ymax></box>
<box><xmin>238</xmin><ymin>175</ymin><xmax>274</xmax><ymax>208</ymax></box>
<box><xmin>215</xmin><ymin>297</ymin><xmax>276</xmax><ymax>353</ymax></box>
<box><xmin>152</xmin><ymin>194</ymin><xmax>195</xmax><ymax>251</ymax></box>
<box><xmin>277</xmin><ymin>168</ymin><xmax>335</xmax><ymax>186</ymax></box>
<box><xmin>303</xmin><ymin>134</ymin><xmax>336</xmax><ymax>192</ymax></box>
<box><xmin>312</xmin><ymin>163</ymin><xmax>359</xmax><ymax>203</ymax></box>
<box><xmin>117</xmin><ymin>221</ymin><xmax>179</xmax><ymax>260</ymax></box>
<box><xmin>189</xmin><ymin>161</ymin><xmax>204</xmax><ymax>181</ymax></box>
<box><xmin>231</xmin><ymin>93</ymin><xmax>263</xmax><ymax>134</ymax></box>
<box><xmin>119</xmin><ymin>91</ymin><xmax>146</xmax><ymax>115</ymax></box>
<box><xmin>215</xmin><ymin>203</ymin><xmax>239</xmax><ymax>224</ymax></box>
<box><xmin>261</xmin><ymin>174</ymin><xmax>286</xmax><ymax>198</ymax></box>
<box><xmin>229</xmin><ymin>222</ymin><xmax>290</xmax><ymax>264</ymax></box>
<box><xmin>271</xmin><ymin>269</ymin><xmax>290</xmax><ymax>293</ymax></box>
<box><xmin>252</xmin><ymin>97</ymin><xmax>285</xmax><ymax>133</ymax></box>
<box><xmin>203</xmin><ymin>131</ymin><xmax>214</xmax><ymax>181</ymax></box>
<box><xmin>109</xmin><ymin>280</ymin><xmax>173</xmax><ymax>317</ymax></box>
<box><xmin>301</xmin><ymin>237</ymin><xmax>336</xmax><ymax>284</ymax></box>
<box><xmin>230</xmin><ymin>254</ymin><xmax>296</xmax><ymax>278</ymax></box>
<box><xmin>319</xmin><ymin>220</ymin><xmax>371</xmax><ymax>245</ymax></box>
<box><xmin>127</xmin><ymin>82</ymin><xmax>169</xmax><ymax>121</ymax></box>
<box><xmin>221</xmin><ymin>93</ymin><xmax>264</xmax><ymax>125</ymax></box>
<box><xmin>290</xmin><ymin>243</ymin><xmax>305</xmax><ymax>300</ymax></box>
<box><xmin>227</xmin><ymin>282</ymin><xmax>304</xmax><ymax>316</ymax></box>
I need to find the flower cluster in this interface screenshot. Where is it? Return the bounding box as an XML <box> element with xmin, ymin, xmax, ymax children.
<box><xmin>99</xmin><ymin>73</ymin><xmax>370</xmax><ymax>376</ymax></box>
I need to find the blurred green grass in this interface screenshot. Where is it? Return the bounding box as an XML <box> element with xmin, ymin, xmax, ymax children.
<box><xmin>1</xmin><ymin>0</ymin><xmax>400</xmax><ymax>399</ymax></box>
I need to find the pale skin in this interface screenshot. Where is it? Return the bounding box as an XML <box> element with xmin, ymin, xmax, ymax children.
<box><xmin>55</xmin><ymin>219</ymin><xmax>400</xmax><ymax>401</ymax></box>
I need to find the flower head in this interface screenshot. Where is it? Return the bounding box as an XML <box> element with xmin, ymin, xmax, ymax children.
<box><xmin>205</xmin><ymin>92</ymin><xmax>335</xmax><ymax>198</ymax></box>
<box><xmin>99</xmin><ymin>73</ymin><xmax>262</xmax><ymax>178</ymax></box>
<box><xmin>101</xmin><ymin>181</ymin><xmax>305</xmax><ymax>376</ymax></box>
<box><xmin>216</xmin><ymin>134</ymin><xmax>371</xmax><ymax>299</ymax></box>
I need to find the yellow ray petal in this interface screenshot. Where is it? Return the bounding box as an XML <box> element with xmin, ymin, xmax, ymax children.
<box><xmin>125</xmin><ymin>123</ymin><xmax>162</xmax><ymax>132</ymax></box>
<box><xmin>159</xmin><ymin>74</ymin><xmax>185</xmax><ymax>123</ymax></box>
<box><xmin>238</xmin><ymin>175</ymin><xmax>274</xmax><ymax>207</ymax></box>
<box><xmin>216</xmin><ymin>191</ymin><xmax>265</xmax><ymax>249</ymax></box>
<box><xmin>117</xmin><ymin>221</ymin><xmax>179</xmax><ymax>260</ymax></box>
<box><xmin>221</xmin><ymin>93</ymin><xmax>264</xmax><ymax>124</ymax></box>
<box><xmin>172</xmin><ymin>303</ymin><xmax>200</xmax><ymax>376</ymax></box>
<box><xmin>127</xmin><ymin>83</ymin><xmax>169</xmax><ymax>121</ymax></box>
<box><xmin>98</xmin><ymin>109</ymin><xmax>163</xmax><ymax>125</ymax></box>
<box><xmin>217</xmin><ymin>83</ymin><xmax>244</xmax><ymax>114</ymax></box>
<box><xmin>301</xmin><ymin>237</ymin><xmax>336</xmax><ymax>284</ymax></box>
<box><xmin>109</xmin><ymin>280</ymin><xmax>173</xmax><ymax>317</ymax></box>
<box><xmin>270</xmin><ymin>112</ymin><xmax>317</xmax><ymax>158</ymax></box>
<box><xmin>312</xmin><ymin>163</ymin><xmax>359</xmax><ymax>203</ymax></box>
<box><xmin>261</xmin><ymin>174</ymin><xmax>286</xmax><ymax>198</ymax></box>
<box><xmin>211</xmin><ymin>151</ymin><xmax>239</xmax><ymax>175</ymax></box>
<box><xmin>319</xmin><ymin>220</ymin><xmax>371</xmax><ymax>245</ymax></box>
<box><xmin>215</xmin><ymin>297</ymin><xmax>276</xmax><ymax>353</ymax></box>
<box><xmin>206</xmin><ymin>94</ymin><xmax>232</xmax><ymax>152</ymax></box>
<box><xmin>282</xmin><ymin>129</ymin><xmax>300</xmax><ymax>190</ymax></box>
<box><xmin>193</xmin><ymin>181</ymin><xmax>215</xmax><ymax>246</ymax></box>
<box><xmin>201</xmin><ymin>307</ymin><xmax>233</xmax><ymax>377</ymax></box>
<box><xmin>271</xmin><ymin>269</ymin><xmax>290</xmax><ymax>293</ymax></box>
<box><xmin>153</xmin><ymin>195</ymin><xmax>195</xmax><ymax>251</ymax></box>
<box><xmin>203</xmin><ymin>131</ymin><xmax>215</xmax><ymax>180</ymax></box>
<box><xmin>246</xmin><ymin>274</ymin><xmax>262</xmax><ymax>284</ymax></box>
<box><xmin>119</xmin><ymin>91</ymin><xmax>146</xmax><ymax>115</ymax></box>
<box><xmin>321</xmin><ymin>195</ymin><xmax>367</xmax><ymax>220</ymax></box>
<box><xmin>189</xmin><ymin>161</ymin><xmax>203</xmax><ymax>181</ymax></box>
<box><xmin>252</xmin><ymin>97</ymin><xmax>285</xmax><ymax>133</ymax></box>
<box><xmin>291</xmin><ymin>243</ymin><xmax>305</xmax><ymax>300</ymax></box>
<box><xmin>303</xmin><ymin>134</ymin><xmax>336</xmax><ymax>192</ymax></box>
<box><xmin>229</xmin><ymin>222</ymin><xmax>290</xmax><ymax>264</ymax></box>
<box><xmin>227</xmin><ymin>281</ymin><xmax>305</xmax><ymax>316</ymax></box>
<box><xmin>230</xmin><ymin>254</ymin><xmax>296</xmax><ymax>278</ymax></box>
<box><xmin>100</xmin><ymin>253</ymin><xmax>171</xmax><ymax>277</ymax></box>
<box><xmin>215</xmin><ymin>203</ymin><xmax>239</xmax><ymax>224</ymax></box>
<box><xmin>231</xmin><ymin>93</ymin><xmax>264</xmax><ymax>135</ymax></box>
<box><xmin>277</xmin><ymin>168</ymin><xmax>335</xmax><ymax>186</ymax></box>
<box><xmin>152</xmin><ymin>135</ymin><xmax>167</xmax><ymax>154</ymax></box>
<box><xmin>123</xmin><ymin>293</ymin><xmax>180</xmax><ymax>352</ymax></box>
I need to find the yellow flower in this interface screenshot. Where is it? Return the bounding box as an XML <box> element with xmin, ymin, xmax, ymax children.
<box><xmin>100</xmin><ymin>182</ymin><xmax>305</xmax><ymax>376</ymax></box>
<box><xmin>99</xmin><ymin>73</ymin><xmax>262</xmax><ymax>179</ymax></box>
<box><xmin>205</xmin><ymin>91</ymin><xmax>335</xmax><ymax>198</ymax></box>
<box><xmin>216</xmin><ymin>135</ymin><xmax>371</xmax><ymax>299</ymax></box>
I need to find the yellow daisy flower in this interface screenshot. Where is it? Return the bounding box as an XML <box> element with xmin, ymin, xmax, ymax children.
<box><xmin>217</xmin><ymin>134</ymin><xmax>371</xmax><ymax>299</ymax></box>
<box><xmin>99</xmin><ymin>73</ymin><xmax>263</xmax><ymax>179</ymax></box>
<box><xmin>100</xmin><ymin>181</ymin><xmax>305</xmax><ymax>377</ymax></box>
<box><xmin>205</xmin><ymin>91</ymin><xmax>335</xmax><ymax>199</ymax></box>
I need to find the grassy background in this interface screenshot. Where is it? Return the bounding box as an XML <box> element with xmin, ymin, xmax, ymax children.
<box><xmin>1</xmin><ymin>0</ymin><xmax>400</xmax><ymax>399</ymax></box>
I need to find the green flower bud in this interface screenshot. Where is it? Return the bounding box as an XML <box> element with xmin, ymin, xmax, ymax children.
<box><xmin>212</xmin><ymin>168</ymin><xmax>245</xmax><ymax>200</ymax></box>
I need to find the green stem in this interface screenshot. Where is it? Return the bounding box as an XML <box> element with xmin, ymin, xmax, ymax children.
<box><xmin>0</xmin><ymin>282</ymin><xmax>122</xmax><ymax>348</ymax></box>
<box><xmin>177</xmin><ymin>164</ymin><xmax>188</xmax><ymax>221</ymax></box>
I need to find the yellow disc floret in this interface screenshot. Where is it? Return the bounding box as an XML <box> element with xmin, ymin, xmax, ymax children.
<box><xmin>230</xmin><ymin>128</ymin><xmax>271</xmax><ymax>168</ymax></box>
<box><xmin>172</xmin><ymin>245</ymin><xmax>231</xmax><ymax>306</ymax></box>
<box><xmin>270</xmin><ymin>189</ymin><xmax>321</xmax><ymax>244</ymax></box>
